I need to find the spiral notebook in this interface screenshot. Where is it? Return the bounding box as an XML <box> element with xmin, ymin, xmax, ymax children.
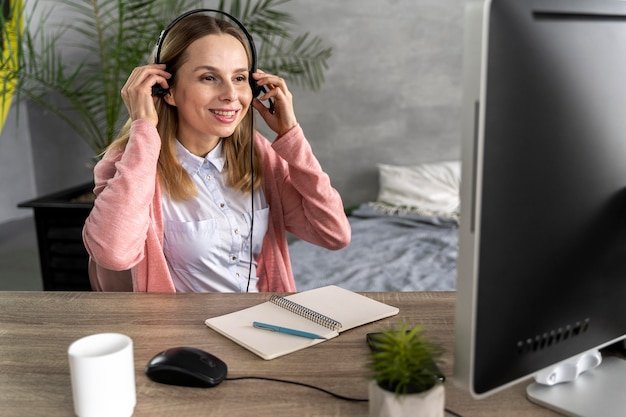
<box><xmin>204</xmin><ymin>285</ymin><xmax>399</xmax><ymax>360</ymax></box>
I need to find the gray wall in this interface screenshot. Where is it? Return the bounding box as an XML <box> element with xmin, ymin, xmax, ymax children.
<box><xmin>0</xmin><ymin>103</ymin><xmax>37</xmax><ymax>221</ymax></box>
<box><xmin>0</xmin><ymin>0</ymin><xmax>466</xmax><ymax>223</ymax></box>
<box><xmin>280</xmin><ymin>0</ymin><xmax>465</xmax><ymax>206</ymax></box>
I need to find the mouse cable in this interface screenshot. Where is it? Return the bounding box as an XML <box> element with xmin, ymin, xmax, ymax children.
<box><xmin>224</xmin><ymin>376</ymin><xmax>465</xmax><ymax>416</ymax></box>
<box><xmin>225</xmin><ymin>376</ymin><xmax>367</xmax><ymax>402</ymax></box>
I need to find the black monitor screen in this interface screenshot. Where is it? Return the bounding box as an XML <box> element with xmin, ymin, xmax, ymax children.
<box><xmin>454</xmin><ymin>0</ymin><xmax>626</xmax><ymax>398</ymax></box>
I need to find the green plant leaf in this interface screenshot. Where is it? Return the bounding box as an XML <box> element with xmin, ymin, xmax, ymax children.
<box><xmin>0</xmin><ymin>0</ymin><xmax>332</xmax><ymax>153</ymax></box>
<box><xmin>367</xmin><ymin>324</ymin><xmax>444</xmax><ymax>396</ymax></box>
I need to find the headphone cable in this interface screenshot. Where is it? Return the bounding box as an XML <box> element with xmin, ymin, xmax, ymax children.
<box><xmin>245</xmin><ymin>111</ymin><xmax>254</xmax><ymax>292</ymax></box>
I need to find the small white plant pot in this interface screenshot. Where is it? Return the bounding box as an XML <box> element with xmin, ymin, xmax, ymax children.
<box><xmin>368</xmin><ymin>381</ymin><xmax>445</xmax><ymax>417</ymax></box>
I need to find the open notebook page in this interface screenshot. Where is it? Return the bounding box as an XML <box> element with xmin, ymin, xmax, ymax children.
<box><xmin>205</xmin><ymin>285</ymin><xmax>399</xmax><ymax>360</ymax></box>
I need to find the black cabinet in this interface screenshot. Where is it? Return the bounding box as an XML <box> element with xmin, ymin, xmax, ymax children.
<box><xmin>19</xmin><ymin>183</ymin><xmax>94</xmax><ymax>291</ymax></box>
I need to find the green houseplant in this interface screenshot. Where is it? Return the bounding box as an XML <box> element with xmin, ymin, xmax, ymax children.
<box><xmin>367</xmin><ymin>324</ymin><xmax>446</xmax><ymax>417</ymax></box>
<box><xmin>1</xmin><ymin>0</ymin><xmax>332</xmax><ymax>290</ymax></box>
<box><xmin>2</xmin><ymin>0</ymin><xmax>332</xmax><ymax>154</ymax></box>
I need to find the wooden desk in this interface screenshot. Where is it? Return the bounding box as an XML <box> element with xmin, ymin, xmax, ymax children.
<box><xmin>0</xmin><ymin>291</ymin><xmax>560</xmax><ymax>417</ymax></box>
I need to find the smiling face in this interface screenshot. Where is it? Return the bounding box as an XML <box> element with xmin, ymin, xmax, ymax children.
<box><xmin>164</xmin><ymin>33</ymin><xmax>253</xmax><ymax>156</ymax></box>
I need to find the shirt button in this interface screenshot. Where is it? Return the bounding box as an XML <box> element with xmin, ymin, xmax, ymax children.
<box><xmin>206</xmin><ymin>175</ymin><xmax>211</xmax><ymax>180</ymax></box>
<box><xmin>234</xmin><ymin>228</ymin><xmax>239</xmax><ymax>234</ymax></box>
<box><xmin>236</xmin><ymin>273</ymin><xmax>240</xmax><ymax>278</ymax></box>
<box><xmin>220</xmin><ymin>203</ymin><xmax>225</xmax><ymax>208</ymax></box>
<box><xmin>232</xmin><ymin>256</ymin><xmax>237</xmax><ymax>261</ymax></box>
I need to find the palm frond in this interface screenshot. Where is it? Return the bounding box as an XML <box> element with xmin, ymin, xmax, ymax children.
<box><xmin>1</xmin><ymin>0</ymin><xmax>332</xmax><ymax>152</ymax></box>
<box><xmin>259</xmin><ymin>33</ymin><xmax>332</xmax><ymax>90</ymax></box>
<box><xmin>225</xmin><ymin>0</ymin><xmax>331</xmax><ymax>90</ymax></box>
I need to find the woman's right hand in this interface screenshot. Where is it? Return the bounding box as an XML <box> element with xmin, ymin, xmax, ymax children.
<box><xmin>120</xmin><ymin>64</ymin><xmax>171</xmax><ymax>126</ymax></box>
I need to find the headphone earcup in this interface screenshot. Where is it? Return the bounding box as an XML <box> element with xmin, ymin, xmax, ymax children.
<box><xmin>249</xmin><ymin>74</ymin><xmax>263</xmax><ymax>98</ymax></box>
<box><xmin>249</xmin><ymin>71</ymin><xmax>275</xmax><ymax>114</ymax></box>
<box><xmin>152</xmin><ymin>84</ymin><xmax>170</xmax><ymax>97</ymax></box>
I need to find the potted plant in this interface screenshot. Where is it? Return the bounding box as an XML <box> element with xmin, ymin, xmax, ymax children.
<box><xmin>367</xmin><ymin>324</ymin><xmax>446</xmax><ymax>417</ymax></box>
<box><xmin>1</xmin><ymin>0</ymin><xmax>332</xmax><ymax>290</ymax></box>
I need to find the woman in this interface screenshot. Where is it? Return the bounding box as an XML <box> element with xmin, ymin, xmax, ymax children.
<box><xmin>82</xmin><ymin>14</ymin><xmax>350</xmax><ymax>292</ymax></box>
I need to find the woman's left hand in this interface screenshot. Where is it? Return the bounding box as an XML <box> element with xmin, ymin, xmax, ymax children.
<box><xmin>252</xmin><ymin>70</ymin><xmax>298</xmax><ymax>136</ymax></box>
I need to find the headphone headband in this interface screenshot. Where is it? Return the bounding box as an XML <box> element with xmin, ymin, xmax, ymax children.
<box><xmin>153</xmin><ymin>8</ymin><xmax>258</xmax><ymax>73</ymax></box>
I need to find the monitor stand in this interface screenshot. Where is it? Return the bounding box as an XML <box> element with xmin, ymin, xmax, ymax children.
<box><xmin>527</xmin><ymin>355</ymin><xmax>626</xmax><ymax>417</ymax></box>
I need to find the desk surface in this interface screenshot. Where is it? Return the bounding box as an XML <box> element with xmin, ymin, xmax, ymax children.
<box><xmin>0</xmin><ymin>291</ymin><xmax>561</xmax><ymax>417</ymax></box>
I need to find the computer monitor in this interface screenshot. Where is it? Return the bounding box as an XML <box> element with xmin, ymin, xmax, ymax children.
<box><xmin>454</xmin><ymin>0</ymin><xmax>626</xmax><ymax>414</ymax></box>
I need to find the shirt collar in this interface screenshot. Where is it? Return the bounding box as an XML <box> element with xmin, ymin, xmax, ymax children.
<box><xmin>175</xmin><ymin>139</ymin><xmax>226</xmax><ymax>174</ymax></box>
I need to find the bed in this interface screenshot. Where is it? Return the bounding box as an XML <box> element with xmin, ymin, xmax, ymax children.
<box><xmin>289</xmin><ymin>161</ymin><xmax>460</xmax><ymax>292</ymax></box>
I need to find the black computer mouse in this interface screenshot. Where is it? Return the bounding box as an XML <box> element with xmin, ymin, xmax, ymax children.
<box><xmin>145</xmin><ymin>346</ymin><xmax>228</xmax><ymax>388</ymax></box>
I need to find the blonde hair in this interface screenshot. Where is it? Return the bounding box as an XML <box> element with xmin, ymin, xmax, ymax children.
<box><xmin>108</xmin><ymin>14</ymin><xmax>263</xmax><ymax>201</ymax></box>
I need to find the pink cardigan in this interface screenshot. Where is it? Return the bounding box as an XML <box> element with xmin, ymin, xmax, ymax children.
<box><xmin>83</xmin><ymin>120</ymin><xmax>351</xmax><ymax>292</ymax></box>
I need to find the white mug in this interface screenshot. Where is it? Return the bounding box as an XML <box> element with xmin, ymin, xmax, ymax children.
<box><xmin>68</xmin><ymin>333</ymin><xmax>136</xmax><ymax>417</ymax></box>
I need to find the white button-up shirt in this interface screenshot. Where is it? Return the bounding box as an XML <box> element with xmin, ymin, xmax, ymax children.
<box><xmin>161</xmin><ymin>139</ymin><xmax>269</xmax><ymax>292</ymax></box>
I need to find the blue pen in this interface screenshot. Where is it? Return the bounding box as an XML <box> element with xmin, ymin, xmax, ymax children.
<box><xmin>252</xmin><ymin>321</ymin><xmax>327</xmax><ymax>340</ymax></box>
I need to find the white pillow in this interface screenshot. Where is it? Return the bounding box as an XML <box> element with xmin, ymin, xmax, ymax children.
<box><xmin>376</xmin><ymin>161</ymin><xmax>461</xmax><ymax>216</ymax></box>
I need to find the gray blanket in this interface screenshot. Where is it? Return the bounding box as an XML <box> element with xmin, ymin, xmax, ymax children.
<box><xmin>289</xmin><ymin>203</ymin><xmax>458</xmax><ymax>292</ymax></box>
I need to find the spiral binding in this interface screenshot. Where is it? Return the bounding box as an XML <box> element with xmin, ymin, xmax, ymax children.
<box><xmin>269</xmin><ymin>295</ymin><xmax>343</xmax><ymax>331</ymax></box>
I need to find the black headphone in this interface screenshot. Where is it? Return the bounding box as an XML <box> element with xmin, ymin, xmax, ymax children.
<box><xmin>151</xmin><ymin>8</ymin><xmax>268</xmax><ymax>105</ymax></box>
